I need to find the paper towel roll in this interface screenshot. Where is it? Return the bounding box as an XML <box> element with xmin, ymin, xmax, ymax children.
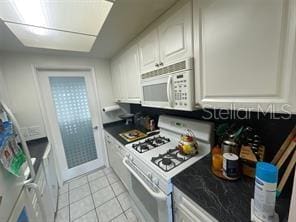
<box><xmin>102</xmin><ymin>105</ymin><xmax>121</xmax><ymax>112</ymax></box>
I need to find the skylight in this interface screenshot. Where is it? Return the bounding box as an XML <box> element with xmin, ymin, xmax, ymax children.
<box><xmin>0</xmin><ymin>0</ymin><xmax>114</xmax><ymax>52</ymax></box>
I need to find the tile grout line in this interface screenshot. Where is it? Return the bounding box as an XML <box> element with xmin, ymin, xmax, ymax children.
<box><xmin>107</xmin><ymin>173</ymin><xmax>128</xmax><ymax>220</ymax></box>
<box><xmin>68</xmin><ymin>171</ymin><xmax>106</xmax><ymax>222</ymax></box>
<box><xmin>71</xmin><ymin>208</ymin><xmax>96</xmax><ymax>222</ymax></box>
<box><xmin>108</xmin><ymin>186</ymin><xmax>126</xmax><ymax>221</ymax></box>
<box><xmin>61</xmin><ymin>168</ymin><xmax>119</xmax><ymax>222</ymax></box>
<box><xmin>65</xmin><ymin>167</ymin><xmax>106</xmax><ymax>185</ymax></box>
<box><xmin>87</xmin><ymin>175</ymin><xmax>101</xmax><ymax>222</ymax></box>
<box><xmin>57</xmin><ymin>169</ymin><xmax>105</xmax><ymax>222</ymax></box>
<box><xmin>67</xmin><ymin>174</ymin><xmax>97</xmax><ymax>221</ymax></box>
<box><xmin>68</xmin><ymin>187</ymin><xmax>70</xmax><ymax>222</ymax></box>
<box><xmin>102</xmin><ymin>168</ymin><xmax>127</xmax><ymax>220</ymax></box>
<box><xmin>116</xmin><ymin>195</ymin><xmax>129</xmax><ymax>220</ymax></box>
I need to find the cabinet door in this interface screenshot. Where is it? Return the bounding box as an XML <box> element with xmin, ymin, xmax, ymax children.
<box><xmin>105</xmin><ymin>135</ymin><xmax>131</xmax><ymax>189</ymax></box>
<box><xmin>138</xmin><ymin>29</ymin><xmax>160</xmax><ymax>73</ymax></box>
<box><xmin>118</xmin><ymin>56</ymin><xmax>130</xmax><ymax>103</ymax></box>
<box><xmin>111</xmin><ymin>58</ymin><xmax>122</xmax><ymax>102</ymax></box>
<box><xmin>175</xmin><ymin>207</ymin><xmax>200</xmax><ymax>222</ymax></box>
<box><xmin>42</xmin><ymin>146</ymin><xmax>58</xmax><ymax>213</ymax></box>
<box><xmin>159</xmin><ymin>1</ymin><xmax>193</xmax><ymax>66</ymax></box>
<box><xmin>174</xmin><ymin>187</ymin><xmax>217</xmax><ymax>222</ymax></box>
<box><xmin>121</xmin><ymin>44</ymin><xmax>141</xmax><ymax>103</ymax></box>
<box><xmin>194</xmin><ymin>0</ymin><xmax>296</xmax><ymax>113</ymax></box>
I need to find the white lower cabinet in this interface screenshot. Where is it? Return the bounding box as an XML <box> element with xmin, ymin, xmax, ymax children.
<box><xmin>26</xmin><ymin>165</ymin><xmax>55</xmax><ymax>222</ymax></box>
<box><xmin>104</xmin><ymin>132</ymin><xmax>131</xmax><ymax>188</ymax></box>
<box><xmin>174</xmin><ymin>187</ymin><xmax>217</xmax><ymax>222</ymax></box>
<box><xmin>42</xmin><ymin>145</ymin><xmax>58</xmax><ymax>217</ymax></box>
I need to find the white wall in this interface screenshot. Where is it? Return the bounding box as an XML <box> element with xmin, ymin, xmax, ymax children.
<box><xmin>0</xmin><ymin>55</ymin><xmax>8</xmax><ymax>103</ymax></box>
<box><xmin>0</xmin><ymin>52</ymin><xmax>124</xmax><ymax>140</ymax></box>
<box><xmin>0</xmin><ymin>57</ymin><xmax>4</xmax><ymax>100</ymax></box>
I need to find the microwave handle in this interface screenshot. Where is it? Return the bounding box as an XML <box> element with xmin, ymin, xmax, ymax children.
<box><xmin>167</xmin><ymin>75</ymin><xmax>173</xmax><ymax>107</ymax></box>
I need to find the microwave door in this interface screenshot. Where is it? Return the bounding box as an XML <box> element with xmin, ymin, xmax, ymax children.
<box><xmin>141</xmin><ymin>76</ymin><xmax>173</xmax><ymax>108</ymax></box>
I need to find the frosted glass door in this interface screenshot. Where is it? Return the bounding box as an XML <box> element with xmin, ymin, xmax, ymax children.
<box><xmin>49</xmin><ymin>77</ymin><xmax>98</xmax><ymax>168</ymax></box>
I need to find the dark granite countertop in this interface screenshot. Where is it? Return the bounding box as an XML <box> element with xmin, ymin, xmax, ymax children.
<box><xmin>172</xmin><ymin>155</ymin><xmax>290</xmax><ymax>222</ymax></box>
<box><xmin>26</xmin><ymin>137</ymin><xmax>48</xmax><ymax>173</ymax></box>
<box><xmin>103</xmin><ymin>120</ymin><xmax>155</xmax><ymax>145</ymax></box>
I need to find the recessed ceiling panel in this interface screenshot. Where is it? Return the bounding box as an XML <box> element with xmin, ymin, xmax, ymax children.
<box><xmin>5</xmin><ymin>22</ymin><xmax>96</xmax><ymax>52</ymax></box>
<box><xmin>0</xmin><ymin>0</ymin><xmax>113</xmax><ymax>36</ymax></box>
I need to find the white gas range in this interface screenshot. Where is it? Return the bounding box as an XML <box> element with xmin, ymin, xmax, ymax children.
<box><xmin>123</xmin><ymin>115</ymin><xmax>214</xmax><ymax>222</ymax></box>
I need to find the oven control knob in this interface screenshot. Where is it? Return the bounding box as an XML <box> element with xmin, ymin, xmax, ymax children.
<box><xmin>147</xmin><ymin>173</ymin><xmax>152</xmax><ymax>180</ymax></box>
<box><xmin>152</xmin><ymin>178</ymin><xmax>159</xmax><ymax>186</ymax></box>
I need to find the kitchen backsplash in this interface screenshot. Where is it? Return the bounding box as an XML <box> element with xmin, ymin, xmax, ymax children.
<box><xmin>130</xmin><ymin>104</ymin><xmax>296</xmax><ymax>197</ymax></box>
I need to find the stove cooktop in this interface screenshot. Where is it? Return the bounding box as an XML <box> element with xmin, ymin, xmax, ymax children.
<box><xmin>151</xmin><ymin>148</ymin><xmax>193</xmax><ymax>172</ymax></box>
<box><xmin>125</xmin><ymin>132</ymin><xmax>211</xmax><ymax>184</ymax></box>
<box><xmin>131</xmin><ymin>135</ymin><xmax>170</xmax><ymax>153</ymax></box>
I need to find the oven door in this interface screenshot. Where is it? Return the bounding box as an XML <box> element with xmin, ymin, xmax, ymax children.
<box><xmin>141</xmin><ymin>74</ymin><xmax>174</xmax><ymax>109</ymax></box>
<box><xmin>123</xmin><ymin>157</ymin><xmax>172</xmax><ymax>222</ymax></box>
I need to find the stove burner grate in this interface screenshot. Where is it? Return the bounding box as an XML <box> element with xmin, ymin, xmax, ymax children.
<box><xmin>151</xmin><ymin>148</ymin><xmax>192</xmax><ymax>172</ymax></box>
<box><xmin>131</xmin><ymin>135</ymin><xmax>170</xmax><ymax>153</ymax></box>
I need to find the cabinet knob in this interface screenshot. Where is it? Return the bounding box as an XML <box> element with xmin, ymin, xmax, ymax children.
<box><xmin>155</xmin><ymin>63</ymin><xmax>159</xmax><ymax>67</ymax></box>
<box><xmin>159</xmin><ymin>62</ymin><xmax>164</xmax><ymax>66</ymax></box>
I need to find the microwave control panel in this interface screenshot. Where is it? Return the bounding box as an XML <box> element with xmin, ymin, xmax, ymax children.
<box><xmin>173</xmin><ymin>71</ymin><xmax>193</xmax><ymax>108</ymax></box>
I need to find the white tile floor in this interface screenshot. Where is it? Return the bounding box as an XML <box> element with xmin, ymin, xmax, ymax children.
<box><xmin>55</xmin><ymin>167</ymin><xmax>140</xmax><ymax>222</ymax></box>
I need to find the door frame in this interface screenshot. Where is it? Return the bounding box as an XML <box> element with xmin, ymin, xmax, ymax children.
<box><xmin>33</xmin><ymin>65</ymin><xmax>106</xmax><ymax>184</ymax></box>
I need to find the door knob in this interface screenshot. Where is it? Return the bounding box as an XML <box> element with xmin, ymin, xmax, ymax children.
<box><xmin>93</xmin><ymin>126</ymin><xmax>98</xmax><ymax>130</ymax></box>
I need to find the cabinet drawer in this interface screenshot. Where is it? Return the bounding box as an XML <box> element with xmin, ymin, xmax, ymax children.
<box><xmin>174</xmin><ymin>187</ymin><xmax>217</xmax><ymax>222</ymax></box>
<box><xmin>175</xmin><ymin>197</ymin><xmax>214</xmax><ymax>222</ymax></box>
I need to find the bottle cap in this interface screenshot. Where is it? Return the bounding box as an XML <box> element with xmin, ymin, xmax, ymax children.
<box><xmin>256</xmin><ymin>162</ymin><xmax>278</xmax><ymax>183</ymax></box>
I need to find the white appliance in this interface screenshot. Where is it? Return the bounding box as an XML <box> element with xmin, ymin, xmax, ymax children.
<box><xmin>6</xmin><ymin>188</ymin><xmax>37</xmax><ymax>222</ymax></box>
<box><xmin>42</xmin><ymin>144</ymin><xmax>58</xmax><ymax>215</ymax></box>
<box><xmin>140</xmin><ymin>58</ymin><xmax>196</xmax><ymax>111</ymax></box>
<box><xmin>41</xmin><ymin>144</ymin><xmax>58</xmax><ymax>222</ymax></box>
<box><xmin>123</xmin><ymin>115</ymin><xmax>214</xmax><ymax>222</ymax></box>
<box><xmin>0</xmin><ymin>102</ymin><xmax>47</xmax><ymax>222</ymax></box>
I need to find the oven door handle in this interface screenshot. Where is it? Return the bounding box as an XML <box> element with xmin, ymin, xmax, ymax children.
<box><xmin>123</xmin><ymin>157</ymin><xmax>167</xmax><ymax>201</ymax></box>
<box><xmin>167</xmin><ymin>75</ymin><xmax>174</xmax><ymax>107</ymax></box>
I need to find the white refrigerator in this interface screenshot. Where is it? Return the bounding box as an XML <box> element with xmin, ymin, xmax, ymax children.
<box><xmin>0</xmin><ymin>102</ymin><xmax>47</xmax><ymax>222</ymax></box>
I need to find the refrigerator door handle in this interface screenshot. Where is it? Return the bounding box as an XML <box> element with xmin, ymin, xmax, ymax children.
<box><xmin>25</xmin><ymin>183</ymin><xmax>47</xmax><ymax>222</ymax></box>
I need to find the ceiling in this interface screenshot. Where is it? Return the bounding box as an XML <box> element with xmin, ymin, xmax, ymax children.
<box><xmin>0</xmin><ymin>0</ymin><xmax>177</xmax><ymax>59</ymax></box>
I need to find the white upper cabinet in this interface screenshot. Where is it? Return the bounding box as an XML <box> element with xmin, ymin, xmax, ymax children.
<box><xmin>121</xmin><ymin>44</ymin><xmax>141</xmax><ymax>103</ymax></box>
<box><xmin>111</xmin><ymin>58</ymin><xmax>123</xmax><ymax>102</ymax></box>
<box><xmin>194</xmin><ymin>0</ymin><xmax>296</xmax><ymax>113</ymax></box>
<box><xmin>139</xmin><ymin>1</ymin><xmax>193</xmax><ymax>74</ymax></box>
<box><xmin>118</xmin><ymin>58</ymin><xmax>128</xmax><ymax>102</ymax></box>
<box><xmin>138</xmin><ymin>29</ymin><xmax>160</xmax><ymax>73</ymax></box>
<box><xmin>159</xmin><ymin>1</ymin><xmax>193</xmax><ymax>66</ymax></box>
<box><xmin>111</xmin><ymin>43</ymin><xmax>141</xmax><ymax>104</ymax></box>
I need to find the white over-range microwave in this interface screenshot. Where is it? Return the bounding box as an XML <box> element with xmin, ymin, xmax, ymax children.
<box><xmin>140</xmin><ymin>58</ymin><xmax>196</xmax><ymax>111</ymax></box>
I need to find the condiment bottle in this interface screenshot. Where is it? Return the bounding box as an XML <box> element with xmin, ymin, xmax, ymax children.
<box><xmin>254</xmin><ymin>162</ymin><xmax>278</xmax><ymax>221</ymax></box>
<box><xmin>212</xmin><ymin>146</ymin><xmax>223</xmax><ymax>171</ymax></box>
